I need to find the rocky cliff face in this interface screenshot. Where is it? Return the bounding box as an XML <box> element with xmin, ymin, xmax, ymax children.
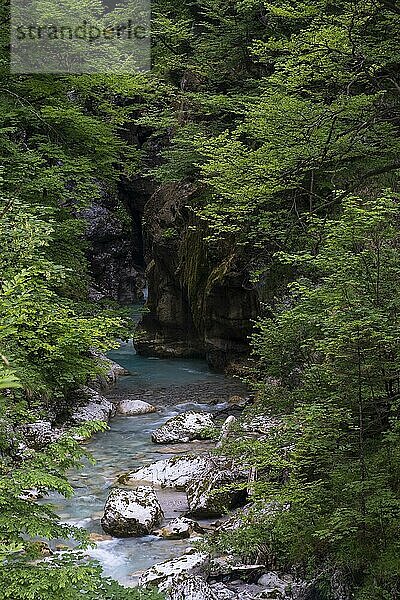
<box><xmin>82</xmin><ymin>179</ymin><xmax>259</xmax><ymax>369</ymax></box>
<box><xmin>135</xmin><ymin>183</ymin><xmax>259</xmax><ymax>370</ymax></box>
<box><xmin>82</xmin><ymin>187</ymin><xmax>146</xmax><ymax>304</ymax></box>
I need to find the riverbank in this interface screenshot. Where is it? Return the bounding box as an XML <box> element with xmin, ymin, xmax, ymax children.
<box><xmin>40</xmin><ymin>341</ymin><xmax>249</xmax><ymax>586</ymax></box>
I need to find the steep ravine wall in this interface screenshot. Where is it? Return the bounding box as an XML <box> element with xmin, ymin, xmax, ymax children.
<box><xmin>82</xmin><ymin>184</ymin><xmax>147</xmax><ymax>304</ymax></box>
<box><xmin>83</xmin><ymin>180</ymin><xmax>259</xmax><ymax>371</ymax></box>
<box><xmin>135</xmin><ymin>183</ymin><xmax>260</xmax><ymax>370</ymax></box>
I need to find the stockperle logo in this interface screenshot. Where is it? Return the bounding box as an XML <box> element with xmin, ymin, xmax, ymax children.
<box><xmin>10</xmin><ymin>0</ymin><xmax>151</xmax><ymax>73</ymax></box>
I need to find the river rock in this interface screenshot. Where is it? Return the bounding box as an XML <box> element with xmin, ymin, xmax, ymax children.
<box><xmin>209</xmin><ymin>581</ymin><xmax>261</xmax><ymax>600</ymax></box>
<box><xmin>19</xmin><ymin>420</ymin><xmax>63</xmax><ymax>450</ymax></box>
<box><xmin>117</xmin><ymin>399</ymin><xmax>157</xmax><ymax>416</ymax></box>
<box><xmin>103</xmin><ymin>357</ymin><xmax>130</xmax><ymax>382</ymax></box>
<box><xmin>124</xmin><ymin>455</ymin><xmax>209</xmax><ymax>489</ymax></box>
<box><xmin>88</xmin><ymin>532</ymin><xmax>113</xmax><ymax>542</ymax></box>
<box><xmin>168</xmin><ymin>575</ymin><xmax>217</xmax><ymax>600</ymax></box>
<box><xmin>101</xmin><ymin>486</ymin><xmax>163</xmax><ymax>537</ymax></box>
<box><xmin>208</xmin><ymin>557</ymin><xmax>265</xmax><ymax>581</ymax></box>
<box><xmin>152</xmin><ymin>412</ymin><xmax>215</xmax><ymax>444</ymax></box>
<box><xmin>186</xmin><ymin>462</ymin><xmax>247</xmax><ymax>518</ymax></box>
<box><xmin>257</xmin><ymin>572</ymin><xmax>302</xmax><ymax>598</ymax></box>
<box><xmin>70</xmin><ymin>386</ymin><xmax>116</xmax><ymax>425</ymax></box>
<box><xmin>87</xmin><ymin>350</ymin><xmax>131</xmax><ymax>390</ymax></box>
<box><xmin>159</xmin><ymin>517</ymin><xmax>204</xmax><ymax>539</ymax></box>
<box><xmin>139</xmin><ymin>550</ymin><xmax>209</xmax><ymax>591</ymax></box>
<box><xmin>92</xmin><ymin>350</ymin><xmax>130</xmax><ymax>379</ymax></box>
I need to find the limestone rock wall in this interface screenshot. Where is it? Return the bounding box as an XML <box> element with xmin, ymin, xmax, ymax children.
<box><xmin>135</xmin><ymin>183</ymin><xmax>259</xmax><ymax>369</ymax></box>
<box><xmin>82</xmin><ymin>185</ymin><xmax>146</xmax><ymax>304</ymax></box>
<box><xmin>82</xmin><ymin>176</ymin><xmax>259</xmax><ymax>369</ymax></box>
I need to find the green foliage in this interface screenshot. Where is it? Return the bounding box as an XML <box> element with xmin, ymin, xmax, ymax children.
<box><xmin>0</xmin><ymin>21</ymin><xmax>154</xmax><ymax>595</ymax></box>
<box><xmin>0</xmin><ymin>0</ymin><xmax>399</xmax><ymax>595</ymax></box>
<box><xmin>218</xmin><ymin>196</ymin><xmax>400</xmax><ymax>598</ymax></box>
<box><xmin>0</xmin><ymin>195</ymin><xmax>127</xmax><ymax>399</ymax></box>
<box><xmin>140</xmin><ymin>7</ymin><xmax>400</xmax><ymax>592</ymax></box>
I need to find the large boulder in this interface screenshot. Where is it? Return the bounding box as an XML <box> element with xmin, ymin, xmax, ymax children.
<box><xmin>152</xmin><ymin>412</ymin><xmax>215</xmax><ymax>444</ymax></box>
<box><xmin>19</xmin><ymin>420</ymin><xmax>63</xmax><ymax>450</ymax></box>
<box><xmin>125</xmin><ymin>455</ymin><xmax>248</xmax><ymax>517</ymax></box>
<box><xmin>159</xmin><ymin>517</ymin><xmax>204</xmax><ymax>540</ymax></box>
<box><xmin>257</xmin><ymin>572</ymin><xmax>303</xmax><ymax>598</ymax></box>
<box><xmin>186</xmin><ymin>461</ymin><xmax>248</xmax><ymax>518</ymax></box>
<box><xmin>124</xmin><ymin>455</ymin><xmax>209</xmax><ymax>490</ymax></box>
<box><xmin>117</xmin><ymin>399</ymin><xmax>157</xmax><ymax>416</ymax></box>
<box><xmin>139</xmin><ymin>550</ymin><xmax>209</xmax><ymax>591</ymax></box>
<box><xmin>168</xmin><ymin>575</ymin><xmax>217</xmax><ymax>600</ymax></box>
<box><xmin>101</xmin><ymin>486</ymin><xmax>163</xmax><ymax>537</ymax></box>
<box><xmin>70</xmin><ymin>386</ymin><xmax>116</xmax><ymax>425</ymax></box>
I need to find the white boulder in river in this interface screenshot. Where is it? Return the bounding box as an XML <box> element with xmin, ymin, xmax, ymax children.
<box><xmin>117</xmin><ymin>399</ymin><xmax>157</xmax><ymax>416</ymax></box>
<box><xmin>186</xmin><ymin>458</ymin><xmax>248</xmax><ymax>517</ymax></box>
<box><xmin>101</xmin><ymin>486</ymin><xmax>163</xmax><ymax>537</ymax></box>
<box><xmin>159</xmin><ymin>517</ymin><xmax>204</xmax><ymax>539</ymax></box>
<box><xmin>139</xmin><ymin>550</ymin><xmax>209</xmax><ymax>591</ymax></box>
<box><xmin>124</xmin><ymin>454</ymin><xmax>248</xmax><ymax>516</ymax></box>
<box><xmin>152</xmin><ymin>411</ymin><xmax>215</xmax><ymax>444</ymax></box>
<box><xmin>70</xmin><ymin>386</ymin><xmax>116</xmax><ymax>425</ymax></box>
<box><xmin>124</xmin><ymin>455</ymin><xmax>209</xmax><ymax>489</ymax></box>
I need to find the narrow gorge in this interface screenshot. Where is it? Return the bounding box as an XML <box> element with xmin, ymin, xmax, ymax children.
<box><xmin>83</xmin><ymin>176</ymin><xmax>260</xmax><ymax>371</ymax></box>
<box><xmin>1</xmin><ymin>2</ymin><xmax>399</xmax><ymax>599</ymax></box>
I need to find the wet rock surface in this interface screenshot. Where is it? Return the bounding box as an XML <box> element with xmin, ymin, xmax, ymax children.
<box><xmin>101</xmin><ymin>486</ymin><xmax>163</xmax><ymax>537</ymax></box>
<box><xmin>124</xmin><ymin>455</ymin><xmax>209</xmax><ymax>489</ymax></box>
<box><xmin>68</xmin><ymin>386</ymin><xmax>116</xmax><ymax>425</ymax></box>
<box><xmin>152</xmin><ymin>411</ymin><xmax>215</xmax><ymax>444</ymax></box>
<box><xmin>19</xmin><ymin>420</ymin><xmax>63</xmax><ymax>450</ymax></box>
<box><xmin>117</xmin><ymin>399</ymin><xmax>157</xmax><ymax>416</ymax></box>
<box><xmin>158</xmin><ymin>517</ymin><xmax>204</xmax><ymax>539</ymax></box>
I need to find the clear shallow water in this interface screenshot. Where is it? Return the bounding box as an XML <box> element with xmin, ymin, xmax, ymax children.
<box><xmin>42</xmin><ymin>342</ymin><xmax>233</xmax><ymax>586</ymax></box>
<box><xmin>109</xmin><ymin>339</ymin><xmax>226</xmax><ymax>390</ymax></box>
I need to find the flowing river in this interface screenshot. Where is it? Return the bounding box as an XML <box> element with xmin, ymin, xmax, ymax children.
<box><xmin>42</xmin><ymin>340</ymin><xmax>247</xmax><ymax>586</ymax></box>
